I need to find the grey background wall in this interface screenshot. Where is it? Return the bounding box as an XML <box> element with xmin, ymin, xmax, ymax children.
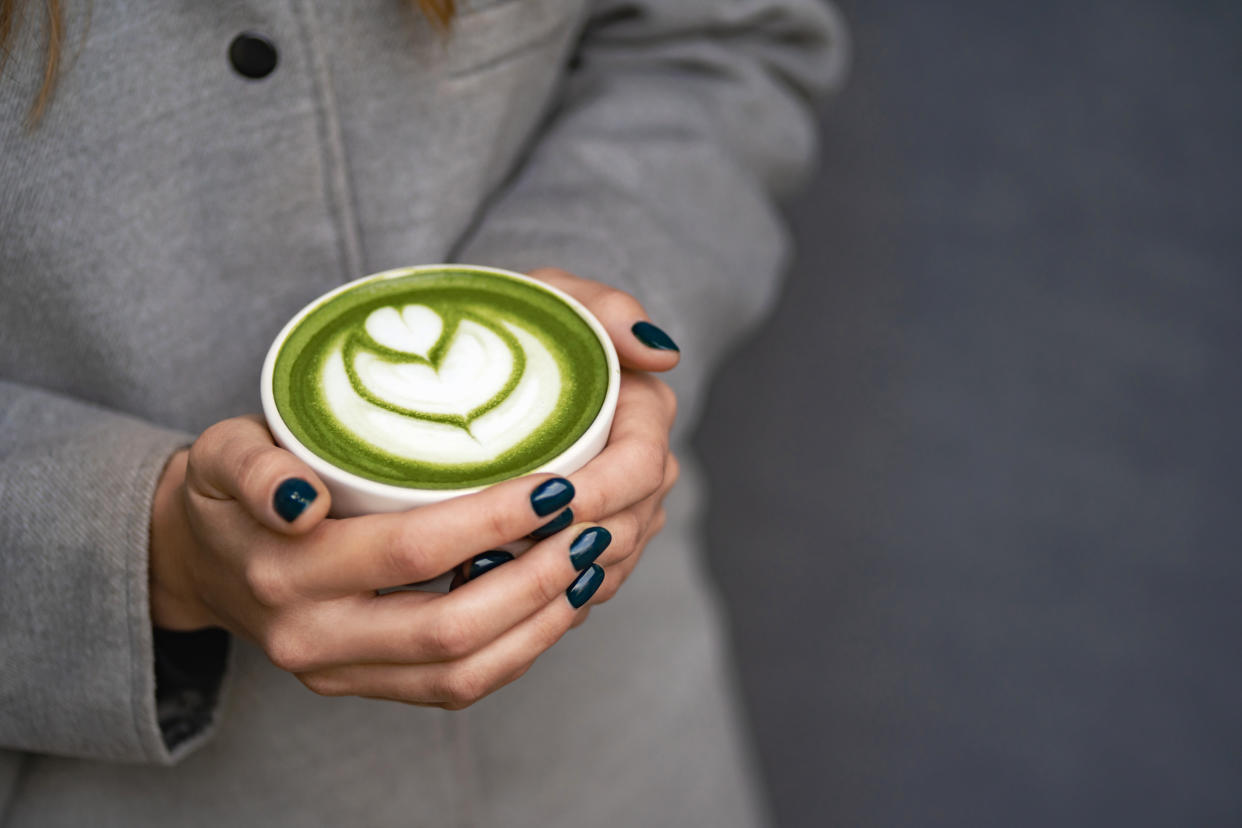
<box><xmin>694</xmin><ymin>2</ymin><xmax>1242</xmax><ymax>826</ymax></box>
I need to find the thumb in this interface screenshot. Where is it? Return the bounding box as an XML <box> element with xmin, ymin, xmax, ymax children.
<box><xmin>526</xmin><ymin>268</ymin><xmax>681</xmax><ymax>373</ymax></box>
<box><xmin>185</xmin><ymin>414</ymin><xmax>332</xmax><ymax>534</ymax></box>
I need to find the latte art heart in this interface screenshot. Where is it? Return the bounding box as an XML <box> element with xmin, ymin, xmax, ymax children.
<box><xmin>324</xmin><ymin>306</ymin><xmax>563</xmax><ymax>464</ymax></box>
<box><xmin>364</xmin><ymin>304</ymin><xmax>442</xmax><ymax>357</ymax></box>
<box><xmin>270</xmin><ymin>268</ymin><xmax>610</xmax><ymax>490</ymax></box>
<box><xmin>354</xmin><ymin>309</ymin><xmax>516</xmax><ymax>419</ymax></box>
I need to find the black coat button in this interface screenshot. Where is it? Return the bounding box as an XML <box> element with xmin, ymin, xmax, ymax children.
<box><xmin>229</xmin><ymin>32</ymin><xmax>278</xmax><ymax>79</ymax></box>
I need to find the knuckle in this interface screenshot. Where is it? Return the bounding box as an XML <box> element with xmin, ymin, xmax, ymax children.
<box><xmin>650</xmin><ymin>507</ymin><xmax>668</xmax><ymax>537</ymax></box>
<box><xmin>598</xmin><ymin>287</ymin><xmax>638</xmax><ymax>319</ymax></box>
<box><xmin>655</xmin><ymin>378</ymin><xmax>678</xmax><ymax>417</ymax></box>
<box><xmin>186</xmin><ymin>425</ymin><xmax>230</xmax><ymax>485</ymax></box>
<box><xmin>663</xmin><ymin>453</ymin><xmax>681</xmax><ymax>491</ymax></box>
<box><xmin>635</xmin><ymin>443</ymin><xmax>667</xmax><ymax>500</ymax></box>
<box><xmin>530</xmin><ymin>560</ymin><xmax>567</xmax><ymax>606</ymax></box>
<box><xmin>424</xmin><ymin>611</ymin><xmax>480</xmax><ymax>660</ymax></box>
<box><xmin>264</xmin><ymin>624</ymin><xmax>315</xmax><ymax>673</ymax></box>
<box><xmin>186</xmin><ymin>437</ymin><xmax>209</xmax><ymax>475</ymax></box>
<box><xmin>665</xmin><ymin>456</ymin><xmax>685</xmax><ymax>496</ymax></box>
<box><xmin>575</xmin><ymin>485</ymin><xmax>608</xmax><ymax>522</ymax></box>
<box><xmin>300</xmin><ymin>672</ymin><xmax>345</xmax><ymax>697</ymax></box>
<box><xmin>236</xmin><ymin>446</ymin><xmax>285</xmax><ymax>501</ymax></box>
<box><xmin>484</xmin><ymin>507</ymin><xmax>519</xmax><ymax>545</ymax></box>
<box><xmin>244</xmin><ymin>558</ymin><xmax>292</xmax><ymax>607</ymax></box>
<box><xmin>622</xmin><ymin>511</ymin><xmax>645</xmax><ymax>550</ymax></box>
<box><xmin>384</xmin><ymin>527</ymin><xmax>434</xmax><ymax>583</ymax></box>
<box><xmin>440</xmin><ymin>667</ymin><xmax>489</xmax><ymax>708</ymax></box>
<box><xmin>195</xmin><ymin>420</ymin><xmax>233</xmax><ymax>454</ymax></box>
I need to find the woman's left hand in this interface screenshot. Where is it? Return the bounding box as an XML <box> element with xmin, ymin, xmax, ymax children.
<box><xmin>463</xmin><ymin>268</ymin><xmax>682</xmax><ymax>624</ymax></box>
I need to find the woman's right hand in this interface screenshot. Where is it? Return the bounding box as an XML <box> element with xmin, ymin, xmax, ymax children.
<box><xmin>148</xmin><ymin>415</ymin><xmax>612</xmax><ymax>709</ymax></box>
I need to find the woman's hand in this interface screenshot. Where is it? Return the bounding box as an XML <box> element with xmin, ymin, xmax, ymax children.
<box><xmin>147</xmin><ymin>268</ymin><xmax>680</xmax><ymax>708</ymax></box>
<box><xmin>152</xmin><ymin>419</ymin><xmax>616</xmax><ymax>708</ymax></box>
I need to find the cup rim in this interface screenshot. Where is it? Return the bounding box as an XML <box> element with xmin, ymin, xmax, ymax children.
<box><xmin>260</xmin><ymin>264</ymin><xmax>622</xmax><ymax>507</ymax></box>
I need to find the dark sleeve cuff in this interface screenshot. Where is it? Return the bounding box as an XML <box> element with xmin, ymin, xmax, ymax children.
<box><xmin>153</xmin><ymin>627</ymin><xmax>231</xmax><ymax>752</ymax></box>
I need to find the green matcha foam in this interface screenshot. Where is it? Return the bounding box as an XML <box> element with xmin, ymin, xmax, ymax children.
<box><xmin>271</xmin><ymin>268</ymin><xmax>609</xmax><ymax>489</ymax></box>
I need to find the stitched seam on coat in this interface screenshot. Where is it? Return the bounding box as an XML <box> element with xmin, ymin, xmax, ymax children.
<box><xmin>293</xmin><ymin>0</ymin><xmax>366</xmax><ymax>283</ymax></box>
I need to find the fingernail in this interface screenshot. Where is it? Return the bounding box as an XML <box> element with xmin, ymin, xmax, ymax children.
<box><xmin>569</xmin><ymin>526</ymin><xmax>611</xmax><ymax>571</ymax></box>
<box><xmin>274</xmin><ymin>478</ymin><xmax>317</xmax><ymax>522</ymax></box>
<box><xmin>529</xmin><ymin>507</ymin><xmax>573</xmax><ymax>540</ymax></box>
<box><xmin>467</xmin><ymin>551</ymin><xmax>514</xmax><ymax>580</ymax></box>
<box><xmin>566</xmin><ymin>564</ymin><xmax>605</xmax><ymax>609</ymax></box>
<box><xmin>632</xmin><ymin>321</ymin><xmax>679</xmax><ymax>352</ymax></box>
<box><xmin>530</xmin><ymin>477</ymin><xmax>574</xmax><ymax>517</ymax></box>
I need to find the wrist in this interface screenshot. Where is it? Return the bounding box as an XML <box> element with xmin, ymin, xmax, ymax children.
<box><xmin>149</xmin><ymin>449</ymin><xmax>217</xmax><ymax>630</ymax></box>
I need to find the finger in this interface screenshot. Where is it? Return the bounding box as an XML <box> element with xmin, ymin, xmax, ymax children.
<box><xmin>299</xmin><ymin>566</ymin><xmax>605</xmax><ymax>708</ymax></box>
<box><xmin>597</xmin><ymin>502</ymin><xmax>667</xmax><ymax>606</ymax></box>
<box><xmin>287</xmin><ymin>473</ymin><xmax>576</xmax><ymax>597</ymax></box>
<box><xmin>583</xmin><ymin>488</ymin><xmax>671</xmax><ymax>609</ymax></box>
<box><xmin>663</xmin><ymin>452</ymin><xmax>681</xmax><ymax>494</ymax></box>
<box><xmin>589</xmin><ymin>501</ymin><xmax>646</xmax><ymax>569</ymax></box>
<box><xmin>595</xmin><ymin>450</ymin><xmax>676</xmax><ymax>569</ymax></box>
<box><xmin>647</xmin><ymin>504</ymin><xmax>669</xmax><ymax>542</ymax></box>
<box><xmin>292</xmin><ymin>522</ymin><xmax>610</xmax><ymax>668</ymax></box>
<box><xmin>568</xmin><ymin>374</ymin><xmax>677</xmax><ymax>522</ymax></box>
<box><xmin>583</xmin><ymin>466</ymin><xmax>675</xmax><ymax>610</ymax></box>
<box><xmin>526</xmin><ymin>268</ymin><xmax>681</xmax><ymax>372</ymax></box>
<box><xmin>185</xmin><ymin>415</ymin><xmax>331</xmax><ymax>534</ymax></box>
<box><xmin>588</xmin><ymin>519</ymin><xmax>652</xmax><ymax>607</ymax></box>
<box><xmin>568</xmin><ymin>449</ymin><xmax>676</xmax><ymax>603</ymax></box>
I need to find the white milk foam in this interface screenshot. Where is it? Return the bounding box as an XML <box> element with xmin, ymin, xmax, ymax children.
<box><xmin>322</xmin><ymin>305</ymin><xmax>562</xmax><ymax>465</ymax></box>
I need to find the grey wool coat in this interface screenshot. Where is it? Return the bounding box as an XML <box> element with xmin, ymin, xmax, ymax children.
<box><xmin>0</xmin><ymin>1</ymin><xmax>847</xmax><ymax>825</ymax></box>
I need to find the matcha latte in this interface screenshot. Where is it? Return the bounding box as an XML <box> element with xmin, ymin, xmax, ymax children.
<box><xmin>262</xmin><ymin>266</ymin><xmax>620</xmax><ymax>515</ymax></box>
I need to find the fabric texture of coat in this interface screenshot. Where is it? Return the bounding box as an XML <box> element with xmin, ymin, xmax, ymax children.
<box><xmin>0</xmin><ymin>0</ymin><xmax>847</xmax><ymax>824</ymax></box>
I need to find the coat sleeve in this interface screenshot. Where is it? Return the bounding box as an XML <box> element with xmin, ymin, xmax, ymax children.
<box><xmin>0</xmin><ymin>379</ymin><xmax>226</xmax><ymax>765</ymax></box>
<box><xmin>455</xmin><ymin>0</ymin><xmax>849</xmax><ymax>433</ymax></box>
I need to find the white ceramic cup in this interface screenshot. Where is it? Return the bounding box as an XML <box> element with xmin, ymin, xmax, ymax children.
<box><xmin>261</xmin><ymin>265</ymin><xmax>621</xmax><ymax>517</ymax></box>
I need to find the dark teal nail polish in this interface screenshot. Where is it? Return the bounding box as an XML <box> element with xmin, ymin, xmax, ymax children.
<box><xmin>632</xmin><ymin>321</ymin><xmax>679</xmax><ymax>352</ymax></box>
<box><xmin>530</xmin><ymin>477</ymin><xmax>574</xmax><ymax>517</ymax></box>
<box><xmin>467</xmin><ymin>551</ymin><xmax>514</xmax><ymax>580</ymax></box>
<box><xmin>566</xmin><ymin>564</ymin><xmax>605</xmax><ymax>609</ymax></box>
<box><xmin>274</xmin><ymin>478</ymin><xmax>316</xmax><ymax>522</ymax></box>
<box><xmin>569</xmin><ymin>526</ymin><xmax>611</xmax><ymax>571</ymax></box>
<box><xmin>529</xmin><ymin>507</ymin><xmax>573</xmax><ymax>540</ymax></box>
